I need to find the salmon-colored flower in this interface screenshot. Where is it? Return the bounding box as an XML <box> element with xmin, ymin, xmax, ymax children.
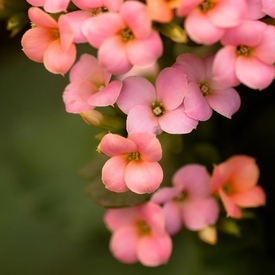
<box><xmin>21</xmin><ymin>7</ymin><xmax>76</xmax><ymax>75</ymax></box>
<box><xmin>210</xmin><ymin>155</ymin><xmax>266</xmax><ymax>218</ymax></box>
<box><xmin>98</xmin><ymin>132</ymin><xmax>163</xmax><ymax>194</ymax></box>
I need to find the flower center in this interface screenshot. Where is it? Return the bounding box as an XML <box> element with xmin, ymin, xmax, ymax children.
<box><xmin>173</xmin><ymin>191</ymin><xmax>188</xmax><ymax>202</ymax></box>
<box><xmin>199</xmin><ymin>82</ymin><xmax>210</xmax><ymax>96</ymax></box>
<box><xmin>126</xmin><ymin>152</ymin><xmax>140</xmax><ymax>161</ymax></box>
<box><xmin>199</xmin><ymin>0</ymin><xmax>215</xmax><ymax>12</ymax></box>
<box><xmin>137</xmin><ymin>220</ymin><xmax>151</xmax><ymax>235</ymax></box>
<box><xmin>120</xmin><ymin>28</ymin><xmax>134</xmax><ymax>42</ymax></box>
<box><xmin>222</xmin><ymin>183</ymin><xmax>233</xmax><ymax>195</ymax></box>
<box><xmin>152</xmin><ymin>102</ymin><xmax>165</xmax><ymax>117</ymax></box>
<box><xmin>236</xmin><ymin>45</ymin><xmax>251</xmax><ymax>56</ymax></box>
<box><xmin>91</xmin><ymin>7</ymin><xmax>108</xmax><ymax>16</ymax></box>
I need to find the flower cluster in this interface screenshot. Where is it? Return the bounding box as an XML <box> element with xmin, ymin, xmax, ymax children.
<box><xmin>21</xmin><ymin>0</ymin><xmax>270</xmax><ymax>267</ymax></box>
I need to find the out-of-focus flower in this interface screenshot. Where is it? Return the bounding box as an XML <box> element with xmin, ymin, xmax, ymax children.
<box><xmin>116</xmin><ymin>67</ymin><xmax>198</xmax><ymax>134</ymax></box>
<box><xmin>152</xmin><ymin>164</ymin><xmax>219</xmax><ymax>234</ymax></box>
<box><xmin>21</xmin><ymin>7</ymin><xmax>76</xmax><ymax>75</ymax></box>
<box><xmin>104</xmin><ymin>202</ymin><xmax>172</xmax><ymax>266</ymax></box>
<box><xmin>98</xmin><ymin>132</ymin><xmax>163</xmax><ymax>194</ymax></box>
<box><xmin>62</xmin><ymin>54</ymin><xmax>122</xmax><ymax>113</ymax></box>
<box><xmin>173</xmin><ymin>53</ymin><xmax>241</xmax><ymax>121</ymax></box>
<box><xmin>210</xmin><ymin>155</ymin><xmax>266</xmax><ymax>218</ymax></box>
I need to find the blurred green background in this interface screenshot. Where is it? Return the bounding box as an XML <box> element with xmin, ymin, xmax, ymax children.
<box><xmin>1</xmin><ymin>8</ymin><xmax>275</xmax><ymax>274</ymax></box>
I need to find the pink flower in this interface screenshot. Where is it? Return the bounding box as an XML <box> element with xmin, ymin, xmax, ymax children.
<box><xmin>27</xmin><ymin>0</ymin><xmax>70</xmax><ymax>13</ymax></box>
<box><xmin>152</xmin><ymin>164</ymin><xmax>219</xmax><ymax>234</ymax></box>
<box><xmin>262</xmin><ymin>0</ymin><xmax>275</xmax><ymax>18</ymax></box>
<box><xmin>104</xmin><ymin>202</ymin><xmax>172</xmax><ymax>267</ymax></box>
<box><xmin>116</xmin><ymin>67</ymin><xmax>198</xmax><ymax>134</ymax></box>
<box><xmin>62</xmin><ymin>54</ymin><xmax>122</xmax><ymax>113</ymax></box>
<box><xmin>146</xmin><ymin>0</ymin><xmax>180</xmax><ymax>23</ymax></box>
<box><xmin>21</xmin><ymin>7</ymin><xmax>76</xmax><ymax>75</ymax></box>
<box><xmin>213</xmin><ymin>20</ymin><xmax>275</xmax><ymax>90</ymax></box>
<box><xmin>81</xmin><ymin>1</ymin><xmax>163</xmax><ymax>74</ymax></box>
<box><xmin>172</xmin><ymin>53</ymin><xmax>241</xmax><ymax>121</ymax></box>
<box><xmin>98</xmin><ymin>133</ymin><xmax>163</xmax><ymax>194</ymax></box>
<box><xmin>177</xmin><ymin>0</ymin><xmax>247</xmax><ymax>45</ymax></box>
<box><xmin>246</xmin><ymin>0</ymin><xmax>266</xmax><ymax>19</ymax></box>
<box><xmin>210</xmin><ymin>155</ymin><xmax>266</xmax><ymax>218</ymax></box>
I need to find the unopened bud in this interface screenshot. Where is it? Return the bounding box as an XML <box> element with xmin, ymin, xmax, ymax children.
<box><xmin>81</xmin><ymin>110</ymin><xmax>125</xmax><ymax>134</ymax></box>
<box><xmin>198</xmin><ymin>226</ymin><xmax>217</xmax><ymax>245</ymax></box>
<box><xmin>157</xmin><ymin>21</ymin><xmax>188</xmax><ymax>44</ymax></box>
<box><xmin>7</xmin><ymin>12</ymin><xmax>28</xmax><ymax>37</ymax></box>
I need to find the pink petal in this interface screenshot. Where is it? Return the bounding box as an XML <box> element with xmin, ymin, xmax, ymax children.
<box><xmin>44</xmin><ymin>0</ymin><xmax>70</xmax><ymax>12</ymax></box>
<box><xmin>28</xmin><ymin>7</ymin><xmax>58</xmax><ymax>28</ymax></box>
<box><xmin>63</xmin><ymin>11</ymin><xmax>91</xmax><ymax>43</ymax></box>
<box><xmin>185</xmin><ymin>10</ymin><xmax>224</xmax><ymax>45</ymax></box>
<box><xmin>246</xmin><ymin>0</ymin><xmax>265</xmax><ymax>19</ymax></box>
<box><xmin>230</xmin><ymin>186</ymin><xmax>266</xmax><ymax>207</ymax></box>
<box><xmin>137</xmin><ymin>234</ymin><xmax>172</xmax><ymax>266</ymax></box>
<box><xmin>99</xmin><ymin>133</ymin><xmax>137</xmax><ymax>156</ymax></box>
<box><xmin>98</xmin><ymin>36</ymin><xmax>132</xmax><ymax>74</ymax></box>
<box><xmin>116</xmin><ymin>76</ymin><xmax>156</xmax><ymax>114</ymax></box>
<box><xmin>184</xmin><ymin>82</ymin><xmax>213</xmax><ymax>121</ymax></box>
<box><xmin>219</xmin><ymin>190</ymin><xmax>242</xmax><ymax>218</ymax></box>
<box><xmin>58</xmin><ymin>14</ymin><xmax>75</xmax><ymax>52</ymax></box>
<box><xmin>182</xmin><ymin>198</ymin><xmax>219</xmax><ymax>230</ymax></box>
<box><xmin>173</xmin><ymin>53</ymin><xmax>205</xmax><ymax>82</ymax></box>
<box><xmin>236</xmin><ymin>56</ymin><xmax>275</xmax><ymax>90</ymax></box>
<box><xmin>102</xmin><ymin>156</ymin><xmax>129</xmax><ymax>193</ymax></box>
<box><xmin>110</xmin><ymin>226</ymin><xmax>139</xmax><ymax>264</ymax></box>
<box><xmin>163</xmin><ymin>201</ymin><xmax>183</xmax><ymax>235</ymax></box>
<box><xmin>221</xmin><ymin>20</ymin><xmax>265</xmax><ymax>46</ymax></box>
<box><xmin>72</xmin><ymin>0</ymin><xmax>103</xmax><ymax>10</ymax></box>
<box><xmin>21</xmin><ymin>27</ymin><xmax>55</xmax><ymax>63</ymax></box>
<box><xmin>125</xmin><ymin>161</ymin><xmax>163</xmax><ymax>194</ymax></box>
<box><xmin>81</xmin><ymin>13</ymin><xmax>124</xmax><ymax>48</ymax></box>
<box><xmin>126</xmin><ymin>105</ymin><xmax>161</xmax><ymax>134</ymax></box>
<box><xmin>173</xmin><ymin>164</ymin><xmax>212</xmax><ymax>198</ymax></box>
<box><xmin>208</xmin><ymin>0</ymin><xmax>247</xmax><ymax>28</ymax></box>
<box><xmin>69</xmin><ymin>54</ymin><xmax>107</xmax><ymax>83</ymax></box>
<box><xmin>151</xmin><ymin>187</ymin><xmax>181</xmax><ymax>204</ymax></box>
<box><xmin>128</xmin><ymin>133</ymin><xmax>162</xmax><ymax>162</ymax></box>
<box><xmin>156</xmin><ymin>67</ymin><xmax>187</xmax><ymax>109</ymax></box>
<box><xmin>212</xmin><ymin>47</ymin><xmax>241</xmax><ymax>87</ymax></box>
<box><xmin>88</xmin><ymin>80</ymin><xmax>122</xmax><ymax>107</ymax></box>
<box><xmin>159</xmin><ymin>106</ymin><xmax>198</xmax><ymax>134</ymax></box>
<box><xmin>263</xmin><ymin>0</ymin><xmax>275</xmax><ymax>17</ymax></box>
<box><xmin>126</xmin><ymin>30</ymin><xmax>163</xmax><ymax>67</ymax></box>
<box><xmin>120</xmin><ymin>1</ymin><xmax>151</xmax><ymax>38</ymax></box>
<box><xmin>104</xmin><ymin>208</ymin><xmax>139</xmax><ymax>231</ymax></box>
<box><xmin>103</xmin><ymin>0</ymin><xmax>124</xmax><ymax>12</ymax></box>
<box><xmin>43</xmin><ymin>40</ymin><xmax>76</xmax><ymax>74</ymax></box>
<box><xmin>177</xmin><ymin>0</ymin><xmax>202</xmax><ymax>16</ymax></box>
<box><xmin>27</xmin><ymin>0</ymin><xmax>45</xmax><ymax>6</ymax></box>
<box><xmin>206</xmin><ymin>86</ymin><xmax>241</xmax><ymax>118</ymax></box>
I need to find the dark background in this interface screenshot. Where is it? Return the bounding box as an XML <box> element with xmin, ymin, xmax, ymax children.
<box><xmin>1</xmin><ymin>13</ymin><xmax>275</xmax><ymax>275</ymax></box>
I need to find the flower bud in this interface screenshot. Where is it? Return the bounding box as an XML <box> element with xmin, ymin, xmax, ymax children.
<box><xmin>198</xmin><ymin>226</ymin><xmax>217</xmax><ymax>245</ymax></box>
<box><xmin>157</xmin><ymin>21</ymin><xmax>188</xmax><ymax>43</ymax></box>
<box><xmin>81</xmin><ymin>110</ymin><xmax>126</xmax><ymax>134</ymax></box>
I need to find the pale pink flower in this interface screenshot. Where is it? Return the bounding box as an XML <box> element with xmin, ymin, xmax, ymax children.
<box><xmin>172</xmin><ymin>53</ymin><xmax>241</xmax><ymax>121</ymax></box>
<box><xmin>98</xmin><ymin>133</ymin><xmax>163</xmax><ymax>194</ymax></box>
<box><xmin>210</xmin><ymin>155</ymin><xmax>266</xmax><ymax>218</ymax></box>
<box><xmin>104</xmin><ymin>202</ymin><xmax>172</xmax><ymax>266</ymax></box>
<box><xmin>81</xmin><ymin>1</ymin><xmax>163</xmax><ymax>74</ymax></box>
<box><xmin>152</xmin><ymin>164</ymin><xmax>219</xmax><ymax>234</ymax></box>
<box><xmin>62</xmin><ymin>54</ymin><xmax>122</xmax><ymax>113</ymax></box>
<box><xmin>27</xmin><ymin>0</ymin><xmax>70</xmax><ymax>13</ymax></box>
<box><xmin>146</xmin><ymin>0</ymin><xmax>180</xmax><ymax>23</ymax></box>
<box><xmin>213</xmin><ymin>20</ymin><xmax>275</xmax><ymax>90</ymax></box>
<box><xmin>21</xmin><ymin>7</ymin><xmax>76</xmax><ymax>75</ymax></box>
<box><xmin>177</xmin><ymin>0</ymin><xmax>247</xmax><ymax>45</ymax></box>
<box><xmin>116</xmin><ymin>67</ymin><xmax>198</xmax><ymax>134</ymax></box>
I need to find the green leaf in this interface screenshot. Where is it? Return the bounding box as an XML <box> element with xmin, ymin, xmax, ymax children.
<box><xmin>85</xmin><ymin>179</ymin><xmax>150</xmax><ymax>208</ymax></box>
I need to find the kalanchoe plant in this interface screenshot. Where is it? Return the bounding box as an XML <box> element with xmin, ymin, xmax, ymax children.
<box><xmin>19</xmin><ymin>0</ymin><xmax>271</xmax><ymax>267</ymax></box>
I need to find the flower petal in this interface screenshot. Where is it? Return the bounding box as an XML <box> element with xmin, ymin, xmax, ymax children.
<box><xmin>219</xmin><ymin>189</ymin><xmax>242</xmax><ymax>218</ymax></box>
